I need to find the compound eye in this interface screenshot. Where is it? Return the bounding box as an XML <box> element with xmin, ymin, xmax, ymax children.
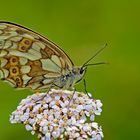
<box><xmin>80</xmin><ymin>68</ymin><xmax>84</xmax><ymax>74</ymax></box>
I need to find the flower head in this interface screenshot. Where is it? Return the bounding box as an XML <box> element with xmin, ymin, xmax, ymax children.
<box><xmin>10</xmin><ymin>89</ymin><xmax>103</xmax><ymax>140</ymax></box>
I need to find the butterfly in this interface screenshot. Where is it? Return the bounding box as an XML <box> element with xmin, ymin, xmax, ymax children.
<box><xmin>0</xmin><ymin>21</ymin><xmax>107</xmax><ymax>92</ymax></box>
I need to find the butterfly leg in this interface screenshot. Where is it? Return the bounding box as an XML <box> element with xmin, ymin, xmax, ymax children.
<box><xmin>35</xmin><ymin>82</ymin><xmax>56</xmax><ymax>102</ymax></box>
<box><xmin>67</xmin><ymin>87</ymin><xmax>76</xmax><ymax>109</ymax></box>
<box><xmin>41</xmin><ymin>78</ymin><xmax>63</xmax><ymax>97</ymax></box>
<box><xmin>83</xmin><ymin>79</ymin><xmax>92</xmax><ymax>98</ymax></box>
<box><xmin>46</xmin><ymin>83</ymin><xmax>55</xmax><ymax>94</ymax></box>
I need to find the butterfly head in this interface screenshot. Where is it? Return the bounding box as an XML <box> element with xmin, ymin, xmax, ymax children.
<box><xmin>72</xmin><ymin>66</ymin><xmax>87</xmax><ymax>84</ymax></box>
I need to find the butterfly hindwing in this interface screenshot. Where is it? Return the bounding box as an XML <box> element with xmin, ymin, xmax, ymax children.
<box><xmin>0</xmin><ymin>21</ymin><xmax>74</xmax><ymax>90</ymax></box>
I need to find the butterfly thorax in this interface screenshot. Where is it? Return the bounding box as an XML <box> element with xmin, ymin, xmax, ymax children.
<box><xmin>53</xmin><ymin>66</ymin><xmax>87</xmax><ymax>89</ymax></box>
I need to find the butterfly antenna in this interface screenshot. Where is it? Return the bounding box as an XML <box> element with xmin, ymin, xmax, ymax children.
<box><xmin>84</xmin><ymin>61</ymin><xmax>109</xmax><ymax>67</ymax></box>
<box><xmin>82</xmin><ymin>43</ymin><xmax>107</xmax><ymax>67</ymax></box>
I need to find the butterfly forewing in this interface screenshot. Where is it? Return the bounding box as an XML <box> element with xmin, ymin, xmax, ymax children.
<box><xmin>0</xmin><ymin>21</ymin><xmax>74</xmax><ymax>90</ymax></box>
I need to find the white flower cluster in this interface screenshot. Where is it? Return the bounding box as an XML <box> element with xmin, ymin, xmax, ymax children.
<box><xmin>10</xmin><ymin>89</ymin><xmax>103</xmax><ymax>140</ymax></box>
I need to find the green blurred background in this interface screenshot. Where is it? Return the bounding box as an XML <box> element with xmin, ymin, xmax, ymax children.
<box><xmin>0</xmin><ymin>0</ymin><xmax>140</xmax><ymax>139</ymax></box>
